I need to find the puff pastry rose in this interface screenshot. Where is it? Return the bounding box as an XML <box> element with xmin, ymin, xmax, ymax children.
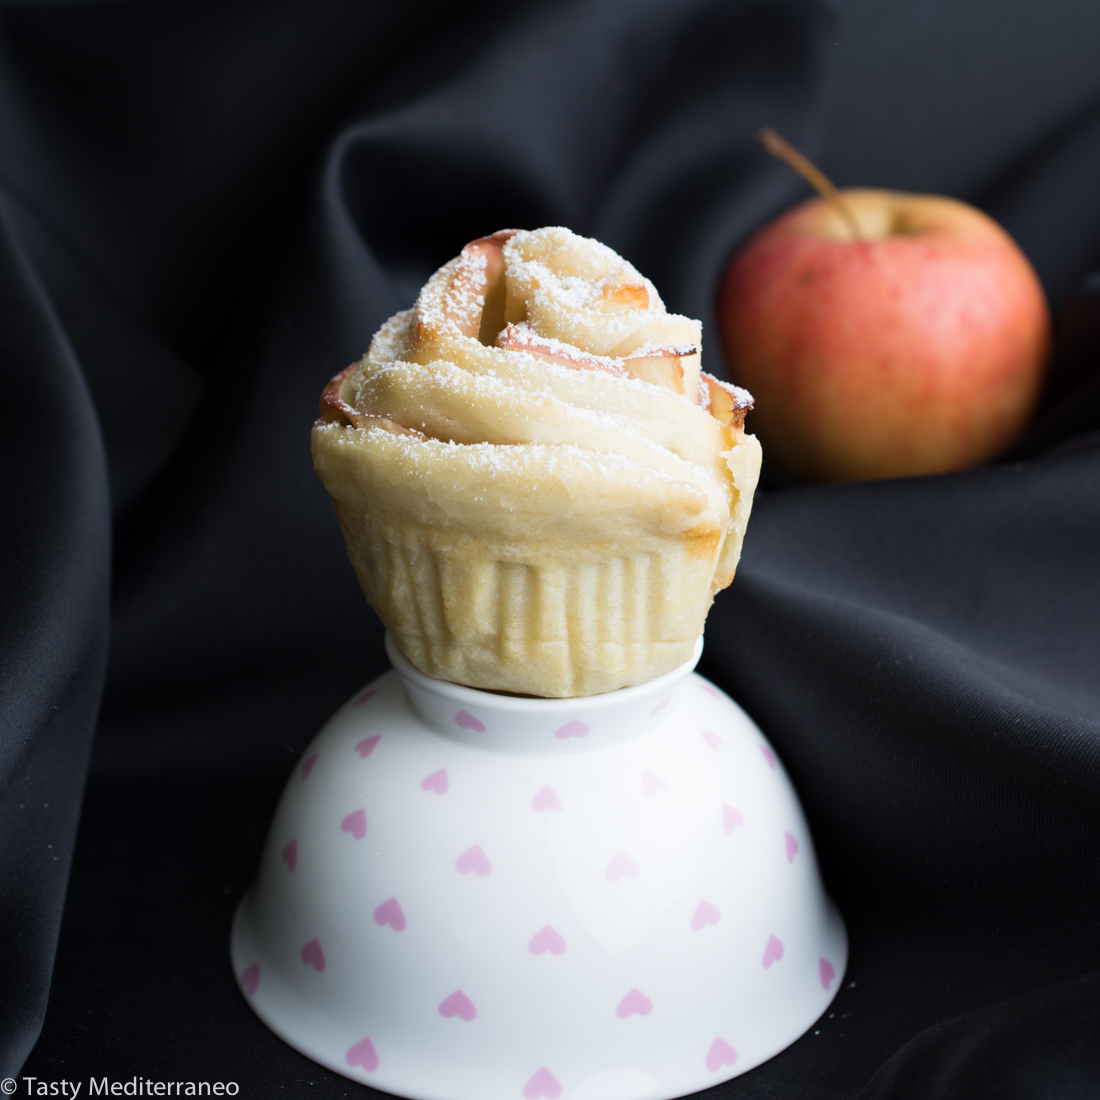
<box><xmin>312</xmin><ymin>227</ymin><xmax>761</xmax><ymax>697</ymax></box>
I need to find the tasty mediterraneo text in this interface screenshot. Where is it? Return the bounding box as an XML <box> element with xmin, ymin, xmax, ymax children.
<box><xmin>17</xmin><ymin>1082</ymin><xmax>239</xmax><ymax>1097</ymax></box>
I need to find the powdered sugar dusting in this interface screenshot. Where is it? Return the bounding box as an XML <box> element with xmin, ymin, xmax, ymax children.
<box><xmin>443</xmin><ymin>246</ymin><xmax>490</xmax><ymax>334</ymax></box>
<box><xmin>367</xmin><ymin>309</ymin><xmax>415</xmax><ymax>367</ymax></box>
<box><xmin>499</xmin><ymin>323</ymin><xmax>630</xmax><ymax>376</ymax></box>
<box><xmin>341</xmin><ymin>425</ymin><xmax>701</xmax><ymax>501</ymax></box>
<box><xmin>711</xmin><ymin>375</ymin><xmax>753</xmax><ymax>409</ymax></box>
<box><xmin>626</xmin><ymin>343</ymin><xmax>698</xmax><ymax>359</ymax></box>
<box><xmin>697</xmin><ymin>375</ymin><xmax>712</xmax><ymax>410</ymax></box>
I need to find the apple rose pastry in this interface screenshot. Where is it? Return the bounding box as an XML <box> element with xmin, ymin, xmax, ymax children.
<box><xmin>312</xmin><ymin>227</ymin><xmax>761</xmax><ymax>697</ymax></box>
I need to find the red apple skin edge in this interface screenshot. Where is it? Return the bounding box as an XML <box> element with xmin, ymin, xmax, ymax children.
<box><xmin>717</xmin><ymin>189</ymin><xmax>1051</xmax><ymax>482</ymax></box>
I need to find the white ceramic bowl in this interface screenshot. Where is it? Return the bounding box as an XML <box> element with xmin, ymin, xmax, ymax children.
<box><xmin>232</xmin><ymin>636</ymin><xmax>846</xmax><ymax>1099</ymax></box>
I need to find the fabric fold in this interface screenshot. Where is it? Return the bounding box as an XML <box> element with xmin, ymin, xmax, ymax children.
<box><xmin>0</xmin><ymin>193</ymin><xmax>110</xmax><ymax>1075</ymax></box>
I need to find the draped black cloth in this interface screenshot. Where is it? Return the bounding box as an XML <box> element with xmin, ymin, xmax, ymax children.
<box><xmin>3</xmin><ymin>0</ymin><xmax>1099</xmax><ymax>1095</ymax></box>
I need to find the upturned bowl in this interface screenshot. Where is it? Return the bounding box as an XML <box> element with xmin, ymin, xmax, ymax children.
<box><xmin>231</xmin><ymin>636</ymin><xmax>846</xmax><ymax>1099</ymax></box>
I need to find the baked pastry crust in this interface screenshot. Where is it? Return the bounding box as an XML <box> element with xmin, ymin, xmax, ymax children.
<box><xmin>312</xmin><ymin>227</ymin><xmax>761</xmax><ymax>696</ymax></box>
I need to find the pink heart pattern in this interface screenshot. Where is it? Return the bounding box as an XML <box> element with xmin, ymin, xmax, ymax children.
<box><xmin>341</xmin><ymin>808</ymin><xmax>367</xmax><ymax>840</ymax></box>
<box><xmin>706</xmin><ymin>1037</ymin><xmax>737</xmax><ymax>1072</ymax></box>
<box><xmin>455</xmin><ymin>709</ymin><xmax>486</xmax><ymax>732</ymax></box>
<box><xmin>554</xmin><ymin>719</ymin><xmax>589</xmax><ymax>740</ymax></box>
<box><xmin>283</xmin><ymin>670</ymin><xmax>812</xmax><ymax>1070</ymax></box>
<box><xmin>301</xmin><ymin>938</ymin><xmax>325</xmax><ymax>972</ymax></box>
<box><xmin>700</xmin><ymin>683</ymin><xmax>720</xmax><ymax>699</ymax></box>
<box><xmin>355</xmin><ymin>734</ymin><xmax>380</xmax><ymax>759</ymax></box>
<box><xmin>531</xmin><ymin>785</ymin><xmax>563</xmax><ymax>812</ymax></box>
<box><xmin>528</xmin><ymin>925</ymin><xmax>567</xmax><ymax>955</ymax></box>
<box><xmin>345</xmin><ymin>1036</ymin><xmax>379</xmax><ymax>1072</ymax></box>
<box><xmin>281</xmin><ymin>840</ymin><xmax>297</xmax><ymax>871</ymax></box>
<box><xmin>650</xmin><ymin>694</ymin><xmax>670</xmax><ymax>716</ymax></box>
<box><xmin>456</xmin><ymin>844</ymin><xmax>492</xmax><ymax>877</ymax></box>
<box><xmin>438</xmin><ymin>990</ymin><xmax>477</xmax><ymax>1021</ymax></box>
<box><xmin>373</xmin><ymin>896</ymin><xmax>406</xmax><ymax>931</ymax></box>
<box><xmin>605</xmin><ymin>851</ymin><xmax>640</xmax><ymax>883</ymax></box>
<box><xmin>421</xmin><ymin>768</ymin><xmax>449</xmax><ymax>794</ymax></box>
<box><xmin>691</xmin><ymin>899</ymin><xmax>721</xmax><ymax>931</ymax></box>
<box><xmin>523</xmin><ymin>1068</ymin><xmax>562</xmax><ymax>1100</ymax></box>
<box><xmin>615</xmin><ymin>988</ymin><xmax>653</xmax><ymax>1018</ymax></box>
<box><xmin>762</xmin><ymin>934</ymin><xmax>784</xmax><ymax>969</ymax></box>
<box><xmin>239</xmin><ymin>963</ymin><xmax>259</xmax><ymax>996</ymax></box>
<box><xmin>820</xmin><ymin>957</ymin><xmax>836</xmax><ymax>991</ymax></box>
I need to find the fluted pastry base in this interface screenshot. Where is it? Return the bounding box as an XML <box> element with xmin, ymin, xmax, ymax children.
<box><xmin>315</xmin><ymin>420</ymin><xmax>732</xmax><ymax>697</ymax></box>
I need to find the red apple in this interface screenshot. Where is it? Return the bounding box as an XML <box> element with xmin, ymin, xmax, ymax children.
<box><xmin>717</xmin><ymin>187</ymin><xmax>1051</xmax><ymax>481</ymax></box>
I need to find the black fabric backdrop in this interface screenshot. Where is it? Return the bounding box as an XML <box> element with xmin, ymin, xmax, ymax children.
<box><xmin>2</xmin><ymin>0</ymin><xmax>1099</xmax><ymax>1096</ymax></box>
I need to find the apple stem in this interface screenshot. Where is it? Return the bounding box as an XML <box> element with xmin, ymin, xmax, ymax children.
<box><xmin>756</xmin><ymin>127</ymin><xmax>863</xmax><ymax>241</ymax></box>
